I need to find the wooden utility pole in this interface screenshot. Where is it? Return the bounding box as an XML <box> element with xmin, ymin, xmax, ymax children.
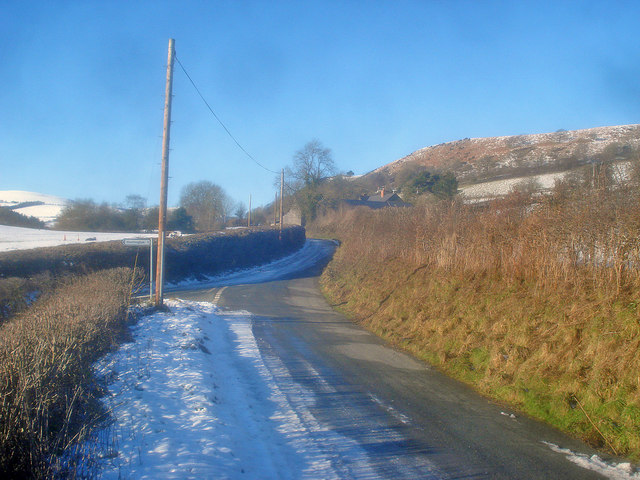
<box><xmin>155</xmin><ymin>38</ymin><xmax>175</xmax><ymax>307</ymax></box>
<box><xmin>273</xmin><ymin>192</ymin><xmax>278</xmax><ymax>225</ymax></box>
<box><xmin>279</xmin><ymin>169</ymin><xmax>284</xmax><ymax>238</ymax></box>
<box><xmin>248</xmin><ymin>194</ymin><xmax>251</xmax><ymax>227</ymax></box>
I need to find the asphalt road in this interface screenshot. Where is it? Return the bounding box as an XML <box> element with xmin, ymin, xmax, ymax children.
<box><xmin>173</xmin><ymin>240</ymin><xmax>608</xmax><ymax>479</ymax></box>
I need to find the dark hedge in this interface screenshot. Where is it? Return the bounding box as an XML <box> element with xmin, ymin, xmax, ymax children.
<box><xmin>0</xmin><ymin>226</ymin><xmax>306</xmax><ymax>283</ymax></box>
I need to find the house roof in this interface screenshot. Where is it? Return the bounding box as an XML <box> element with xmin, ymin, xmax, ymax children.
<box><xmin>342</xmin><ymin>193</ymin><xmax>410</xmax><ymax>209</ymax></box>
<box><xmin>366</xmin><ymin>192</ymin><xmax>401</xmax><ymax>203</ymax></box>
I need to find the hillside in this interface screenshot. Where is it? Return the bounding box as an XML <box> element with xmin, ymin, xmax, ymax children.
<box><xmin>363</xmin><ymin>124</ymin><xmax>640</xmax><ymax>200</ymax></box>
<box><xmin>0</xmin><ymin>190</ymin><xmax>68</xmax><ymax>225</ymax></box>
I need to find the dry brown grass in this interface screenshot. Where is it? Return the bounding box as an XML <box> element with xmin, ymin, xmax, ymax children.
<box><xmin>314</xmin><ymin>179</ymin><xmax>640</xmax><ymax>459</ymax></box>
<box><xmin>0</xmin><ymin>267</ymin><xmax>139</xmax><ymax>478</ymax></box>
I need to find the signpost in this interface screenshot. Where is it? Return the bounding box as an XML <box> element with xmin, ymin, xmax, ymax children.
<box><xmin>122</xmin><ymin>238</ymin><xmax>154</xmax><ymax>301</ymax></box>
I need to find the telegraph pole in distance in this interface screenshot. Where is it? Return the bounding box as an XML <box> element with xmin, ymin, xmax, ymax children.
<box><xmin>248</xmin><ymin>194</ymin><xmax>251</xmax><ymax>227</ymax></box>
<box><xmin>273</xmin><ymin>192</ymin><xmax>278</xmax><ymax>225</ymax></box>
<box><xmin>155</xmin><ymin>38</ymin><xmax>175</xmax><ymax>307</ymax></box>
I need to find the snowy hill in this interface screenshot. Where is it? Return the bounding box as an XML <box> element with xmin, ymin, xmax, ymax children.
<box><xmin>363</xmin><ymin>124</ymin><xmax>640</xmax><ymax>201</ymax></box>
<box><xmin>0</xmin><ymin>190</ymin><xmax>68</xmax><ymax>225</ymax></box>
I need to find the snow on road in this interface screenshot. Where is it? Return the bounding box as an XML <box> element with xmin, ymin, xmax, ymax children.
<box><xmin>87</xmin><ymin>298</ymin><xmax>380</xmax><ymax>479</ymax></box>
<box><xmin>167</xmin><ymin>239</ymin><xmax>337</xmax><ymax>290</ymax></box>
<box><xmin>543</xmin><ymin>443</ymin><xmax>640</xmax><ymax>480</ymax></box>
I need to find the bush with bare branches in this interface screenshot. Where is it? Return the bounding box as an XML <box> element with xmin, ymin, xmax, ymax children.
<box><xmin>0</xmin><ymin>268</ymin><xmax>138</xmax><ymax>477</ymax></box>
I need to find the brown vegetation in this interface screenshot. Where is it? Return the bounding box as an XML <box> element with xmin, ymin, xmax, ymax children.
<box><xmin>0</xmin><ymin>268</ymin><xmax>139</xmax><ymax>477</ymax></box>
<box><xmin>313</xmin><ymin>173</ymin><xmax>640</xmax><ymax>459</ymax></box>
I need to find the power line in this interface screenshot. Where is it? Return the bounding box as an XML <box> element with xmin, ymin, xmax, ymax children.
<box><xmin>174</xmin><ymin>54</ymin><xmax>280</xmax><ymax>175</ymax></box>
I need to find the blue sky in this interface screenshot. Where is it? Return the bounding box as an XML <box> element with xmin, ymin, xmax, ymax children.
<box><xmin>1</xmin><ymin>0</ymin><xmax>639</xmax><ymax>208</ymax></box>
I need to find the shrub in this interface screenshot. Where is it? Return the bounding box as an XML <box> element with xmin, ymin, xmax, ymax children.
<box><xmin>0</xmin><ymin>268</ymin><xmax>139</xmax><ymax>477</ymax></box>
<box><xmin>0</xmin><ymin>207</ymin><xmax>45</xmax><ymax>229</ymax></box>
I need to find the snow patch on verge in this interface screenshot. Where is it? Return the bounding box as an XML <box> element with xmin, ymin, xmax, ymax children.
<box><xmin>543</xmin><ymin>441</ymin><xmax>640</xmax><ymax>479</ymax></box>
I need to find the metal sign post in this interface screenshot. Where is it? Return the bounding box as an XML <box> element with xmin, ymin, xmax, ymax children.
<box><xmin>122</xmin><ymin>238</ymin><xmax>153</xmax><ymax>300</ymax></box>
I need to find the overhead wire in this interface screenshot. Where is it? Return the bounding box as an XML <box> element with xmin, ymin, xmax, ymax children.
<box><xmin>174</xmin><ymin>54</ymin><xmax>280</xmax><ymax>175</ymax></box>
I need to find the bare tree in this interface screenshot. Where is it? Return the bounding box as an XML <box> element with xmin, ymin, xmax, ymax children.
<box><xmin>281</xmin><ymin>140</ymin><xmax>338</xmax><ymax>222</ymax></box>
<box><xmin>286</xmin><ymin>139</ymin><xmax>336</xmax><ymax>189</ymax></box>
<box><xmin>123</xmin><ymin>194</ymin><xmax>147</xmax><ymax>231</ymax></box>
<box><xmin>233</xmin><ymin>202</ymin><xmax>247</xmax><ymax>226</ymax></box>
<box><xmin>179</xmin><ymin>181</ymin><xmax>233</xmax><ymax>231</ymax></box>
<box><xmin>124</xmin><ymin>194</ymin><xmax>146</xmax><ymax>211</ymax></box>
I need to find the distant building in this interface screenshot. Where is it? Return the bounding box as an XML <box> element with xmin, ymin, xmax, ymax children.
<box><xmin>282</xmin><ymin>189</ymin><xmax>409</xmax><ymax>225</ymax></box>
<box><xmin>283</xmin><ymin>207</ymin><xmax>305</xmax><ymax>226</ymax></box>
<box><xmin>342</xmin><ymin>188</ymin><xmax>410</xmax><ymax>209</ymax></box>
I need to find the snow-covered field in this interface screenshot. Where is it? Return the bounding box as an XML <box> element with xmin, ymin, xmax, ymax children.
<box><xmin>460</xmin><ymin>160</ymin><xmax>632</xmax><ymax>202</ymax></box>
<box><xmin>0</xmin><ymin>225</ymin><xmax>155</xmax><ymax>252</ymax></box>
<box><xmin>459</xmin><ymin>171</ymin><xmax>568</xmax><ymax>201</ymax></box>
<box><xmin>0</xmin><ymin>190</ymin><xmax>68</xmax><ymax>225</ymax></box>
<box><xmin>0</xmin><ymin>190</ymin><xmax>157</xmax><ymax>252</ymax></box>
<box><xmin>80</xmin><ymin>241</ymin><xmax>639</xmax><ymax>480</ymax></box>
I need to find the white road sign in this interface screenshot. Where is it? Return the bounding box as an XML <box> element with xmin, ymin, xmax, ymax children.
<box><xmin>122</xmin><ymin>238</ymin><xmax>152</xmax><ymax>246</ymax></box>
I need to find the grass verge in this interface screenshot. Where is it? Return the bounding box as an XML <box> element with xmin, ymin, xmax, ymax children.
<box><xmin>313</xmin><ymin>181</ymin><xmax>640</xmax><ymax>460</ymax></box>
